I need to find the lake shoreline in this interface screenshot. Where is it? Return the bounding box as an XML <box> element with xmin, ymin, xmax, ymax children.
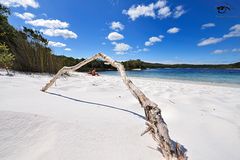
<box><xmin>99</xmin><ymin>68</ymin><xmax>240</xmax><ymax>86</ymax></box>
<box><xmin>99</xmin><ymin>73</ymin><xmax>240</xmax><ymax>88</ymax></box>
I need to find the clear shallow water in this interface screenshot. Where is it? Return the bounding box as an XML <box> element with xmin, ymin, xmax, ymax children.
<box><xmin>99</xmin><ymin>68</ymin><xmax>240</xmax><ymax>85</ymax></box>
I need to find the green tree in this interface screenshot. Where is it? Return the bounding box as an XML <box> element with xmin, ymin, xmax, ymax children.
<box><xmin>0</xmin><ymin>4</ymin><xmax>10</xmax><ymax>17</ymax></box>
<box><xmin>22</xmin><ymin>27</ymin><xmax>48</xmax><ymax>46</ymax></box>
<box><xmin>0</xmin><ymin>43</ymin><xmax>15</xmax><ymax>74</ymax></box>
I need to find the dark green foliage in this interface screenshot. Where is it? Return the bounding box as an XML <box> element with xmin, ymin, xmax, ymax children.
<box><xmin>0</xmin><ymin>4</ymin><xmax>10</xmax><ymax>17</ymax></box>
<box><xmin>122</xmin><ymin>59</ymin><xmax>146</xmax><ymax>70</ymax></box>
<box><xmin>79</xmin><ymin>59</ymin><xmax>115</xmax><ymax>72</ymax></box>
<box><xmin>228</xmin><ymin>62</ymin><xmax>240</xmax><ymax>68</ymax></box>
<box><xmin>22</xmin><ymin>27</ymin><xmax>48</xmax><ymax>46</ymax></box>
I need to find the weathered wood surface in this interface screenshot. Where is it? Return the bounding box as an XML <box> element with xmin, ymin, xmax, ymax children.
<box><xmin>41</xmin><ymin>53</ymin><xmax>187</xmax><ymax>160</ymax></box>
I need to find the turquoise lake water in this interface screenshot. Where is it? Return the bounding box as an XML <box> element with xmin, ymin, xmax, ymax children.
<box><xmin>99</xmin><ymin>68</ymin><xmax>240</xmax><ymax>85</ymax></box>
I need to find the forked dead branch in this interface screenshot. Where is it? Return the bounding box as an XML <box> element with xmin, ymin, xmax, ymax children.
<box><xmin>41</xmin><ymin>53</ymin><xmax>187</xmax><ymax>160</ymax></box>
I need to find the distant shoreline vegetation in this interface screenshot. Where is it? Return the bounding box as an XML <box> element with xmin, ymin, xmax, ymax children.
<box><xmin>120</xmin><ymin>60</ymin><xmax>240</xmax><ymax>71</ymax></box>
<box><xmin>0</xmin><ymin>5</ymin><xmax>239</xmax><ymax>74</ymax></box>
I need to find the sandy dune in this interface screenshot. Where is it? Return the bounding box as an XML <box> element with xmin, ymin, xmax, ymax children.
<box><xmin>0</xmin><ymin>71</ymin><xmax>240</xmax><ymax>160</ymax></box>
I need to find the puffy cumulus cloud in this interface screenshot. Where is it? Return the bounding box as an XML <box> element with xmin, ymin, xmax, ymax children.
<box><xmin>48</xmin><ymin>41</ymin><xmax>66</xmax><ymax>47</ymax></box>
<box><xmin>123</xmin><ymin>0</ymin><xmax>185</xmax><ymax>21</ymax></box>
<box><xmin>64</xmin><ymin>48</ymin><xmax>71</xmax><ymax>51</ymax></box>
<box><xmin>167</xmin><ymin>27</ymin><xmax>180</xmax><ymax>34</ymax></box>
<box><xmin>154</xmin><ymin>0</ymin><xmax>167</xmax><ymax>8</ymax></box>
<box><xmin>201</xmin><ymin>23</ymin><xmax>216</xmax><ymax>29</ymax></box>
<box><xmin>145</xmin><ymin>35</ymin><xmax>164</xmax><ymax>46</ymax></box>
<box><xmin>26</xmin><ymin>19</ymin><xmax>69</xmax><ymax>29</ymax></box>
<box><xmin>0</xmin><ymin>0</ymin><xmax>39</xmax><ymax>8</ymax></box>
<box><xmin>41</xmin><ymin>29</ymin><xmax>78</xmax><ymax>39</ymax></box>
<box><xmin>107</xmin><ymin>32</ymin><xmax>124</xmax><ymax>41</ymax></box>
<box><xmin>110</xmin><ymin>21</ymin><xmax>124</xmax><ymax>31</ymax></box>
<box><xmin>212</xmin><ymin>49</ymin><xmax>227</xmax><ymax>54</ymax></box>
<box><xmin>173</xmin><ymin>5</ymin><xmax>186</xmax><ymax>18</ymax></box>
<box><xmin>14</xmin><ymin>12</ymin><xmax>35</xmax><ymax>20</ymax></box>
<box><xmin>122</xmin><ymin>3</ymin><xmax>155</xmax><ymax>21</ymax></box>
<box><xmin>158</xmin><ymin>6</ymin><xmax>171</xmax><ymax>19</ymax></box>
<box><xmin>197</xmin><ymin>37</ymin><xmax>223</xmax><ymax>46</ymax></box>
<box><xmin>112</xmin><ymin>42</ymin><xmax>132</xmax><ymax>54</ymax></box>
<box><xmin>26</xmin><ymin>18</ymin><xmax>78</xmax><ymax>39</ymax></box>
<box><xmin>223</xmin><ymin>24</ymin><xmax>240</xmax><ymax>38</ymax></box>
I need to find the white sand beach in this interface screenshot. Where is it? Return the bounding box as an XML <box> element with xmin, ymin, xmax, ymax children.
<box><xmin>0</xmin><ymin>71</ymin><xmax>240</xmax><ymax>160</ymax></box>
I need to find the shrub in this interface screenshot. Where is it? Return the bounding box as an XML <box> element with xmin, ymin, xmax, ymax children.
<box><xmin>0</xmin><ymin>43</ymin><xmax>15</xmax><ymax>74</ymax></box>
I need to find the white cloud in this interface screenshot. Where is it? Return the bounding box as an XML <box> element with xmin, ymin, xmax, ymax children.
<box><xmin>198</xmin><ymin>24</ymin><xmax>240</xmax><ymax>46</ymax></box>
<box><xmin>145</xmin><ymin>42</ymin><xmax>151</xmax><ymax>46</ymax></box>
<box><xmin>26</xmin><ymin>19</ymin><xmax>69</xmax><ymax>29</ymax></box>
<box><xmin>212</xmin><ymin>48</ymin><xmax>240</xmax><ymax>54</ymax></box>
<box><xmin>110</xmin><ymin>21</ymin><xmax>124</xmax><ymax>31</ymax></box>
<box><xmin>145</xmin><ymin>35</ymin><xmax>164</xmax><ymax>46</ymax></box>
<box><xmin>173</xmin><ymin>5</ymin><xmax>185</xmax><ymax>18</ymax></box>
<box><xmin>123</xmin><ymin>0</ymin><xmax>186</xmax><ymax>20</ymax></box>
<box><xmin>167</xmin><ymin>27</ymin><xmax>180</xmax><ymax>34</ymax></box>
<box><xmin>158</xmin><ymin>6</ymin><xmax>171</xmax><ymax>19</ymax></box>
<box><xmin>0</xmin><ymin>0</ymin><xmax>39</xmax><ymax>8</ymax></box>
<box><xmin>134</xmin><ymin>48</ymin><xmax>149</xmax><ymax>53</ymax></box>
<box><xmin>197</xmin><ymin>37</ymin><xmax>223</xmax><ymax>46</ymax></box>
<box><xmin>64</xmin><ymin>48</ymin><xmax>71</xmax><ymax>51</ymax></box>
<box><xmin>223</xmin><ymin>24</ymin><xmax>240</xmax><ymax>38</ymax></box>
<box><xmin>212</xmin><ymin>49</ymin><xmax>227</xmax><ymax>54</ymax></box>
<box><xmin>201</xmin><ymin>23</ymin><xmax>216</xmax><ymax>29</ymax></box>
<box><xmin>14</xmin><ymin>12</ymin><xmax>35</xmax><ymax>20</ymax></box>
<box><xmin>232</xmin><ymin>48</ymin><xmax>240</xmax><ymax>52</ymax></box>
<box><xmin>122</xmin><ymin>3</ymin><xmax>155</xmax><ymax>21</ymax></box>
<box><xmin>41</xmin><ymin>29</ymin><xmax>78</xmax><ymax>39</ymax></box>
<box><xmin>107</xmin><ymin>32</ymin><xmax>124</xmax><ymax>41</ymax></box>
<box><xmin>154</xmin><ymin>0</ymin><xmax>167</xmax><ymax>8</ymax></box>
<box><xmin>112</xmin><ymin>42</ymin><xmax>131</xmax><ymax>54</ymax></box>
<box><xmin>26</xmin><ymin>18</ymin><xmax>78</xmax><ymax>39</ymax></box>
<box><xmin>48</xmin><ymin>41</ymin><xmax>66</xmax><ymax>47</ymax></box>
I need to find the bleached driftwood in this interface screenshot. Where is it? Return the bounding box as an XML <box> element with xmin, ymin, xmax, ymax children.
<box><xmin>41</xmin><ymin>53</ymin><xmax>187</xmax><ymax>160</ymax></box>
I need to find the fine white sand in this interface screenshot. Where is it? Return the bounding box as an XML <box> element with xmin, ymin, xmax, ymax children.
<box><xmin>0</xmin><ymin>71</ymin><xmax>240</xmax><ymax>160</ymax></box>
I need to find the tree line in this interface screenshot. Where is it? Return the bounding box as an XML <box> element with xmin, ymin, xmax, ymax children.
<box><xmin>122</xmin><ymin>59</ymin><xmax>240</xmax><ymax>70</ymax></box>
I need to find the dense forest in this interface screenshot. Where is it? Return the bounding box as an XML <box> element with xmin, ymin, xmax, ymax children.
<box><xmin>0</xmin><ymin>4</ymin><xmax>239</xmax><ymax>74</ymax></box>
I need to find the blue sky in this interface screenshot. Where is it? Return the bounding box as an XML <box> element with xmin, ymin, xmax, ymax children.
<box><xmin>1</xmin><ymin>0</ymin><xmax>240</xmax><ymax>64</ymax></box>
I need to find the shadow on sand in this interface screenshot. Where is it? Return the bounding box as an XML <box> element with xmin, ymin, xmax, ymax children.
<box><xmin>46</xmin><ymin>92</ymin><xmax>188</xmax><ymax>158</ymax></box>
<box><xmin>46</xmin><ymin>91</ymin><xmax>146</xmax><ymax>120</ymax></box>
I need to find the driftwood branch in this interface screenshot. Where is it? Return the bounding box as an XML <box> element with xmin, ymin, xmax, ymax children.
<box><xmin>41</xmin><ymin>52</ymin><xmax>187</xmax><ymax>160</ymax></box>
<box><xmin>141</xmin><ymin>126</ymin><xmax>152</xmax><ymax>136</ymax></box>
